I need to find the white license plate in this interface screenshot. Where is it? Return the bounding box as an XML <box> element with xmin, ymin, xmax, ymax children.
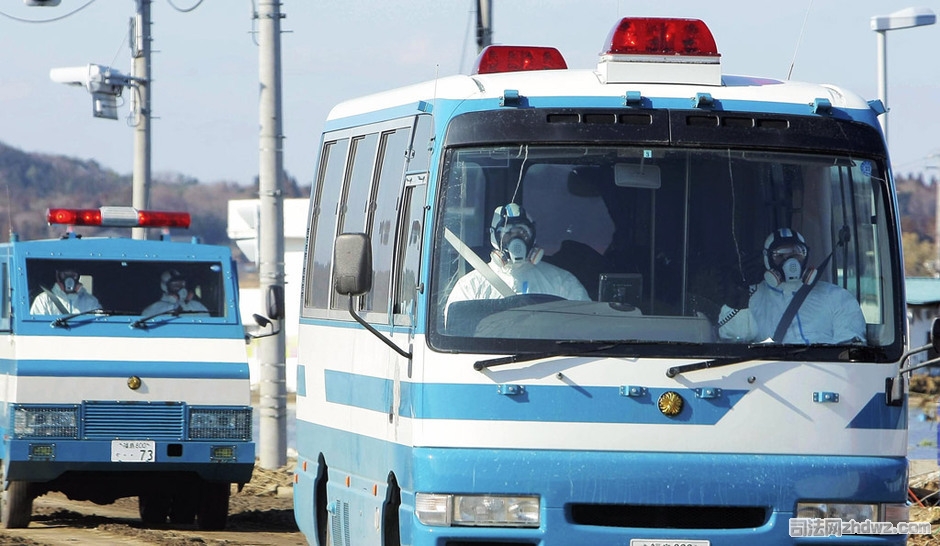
<box><xmin>110</xmin><ymin>440</ymin><xmax>156</xmax><ymax>462</ymax></box>
<box><xmin>630</xmin><ymin>541</ymin><xmax>710</xmax><ymax>546</ymax></box>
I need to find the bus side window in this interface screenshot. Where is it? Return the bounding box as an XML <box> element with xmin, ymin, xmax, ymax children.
<box><xmin>366</xmin><ymin>127</ymin><xmax>411</xmax><ymax>316</ymax></box>
<box><xmin>408</xmin><ymin>114</ymin><xmax>433</xmax><ymax>173</ymax></box>
<box><xmin>393</xmin><ymin>180</ymin><xmax>427</xmax><ymax>326</ymax></box>
<box><xmin>304</xmin><ymin>138</ymin><xmax>350</xmax><ymax>312</ymax></box>
<box><xmin>332</xmin><ymin>133</ymin><xmax>380</xmax><ymax>312</ymax></box>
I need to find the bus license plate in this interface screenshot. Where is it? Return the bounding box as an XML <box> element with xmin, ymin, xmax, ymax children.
<box><xmin>111</xmin><ymin>440</ymin><xmax>156</xmax><ymax>462</ymax></box>
<box><xmin>630</xmin><ymin>538</ymin><xmax>711</xmax><ymax>546</ymax></box>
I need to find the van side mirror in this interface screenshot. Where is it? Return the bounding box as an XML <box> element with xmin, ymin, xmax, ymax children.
<box><xmin>333</xmin><ymin>233</ymin><xmax>373</xmax><ymax>296</ymax></box>
<box><xmin>244</xmin><ymin>312</ymin><xmax>281</xmax><ymax>341</ymax></box>
<box><xmin>266</xmin><ymin>284</ymin><xmax>284</xmax><ymax>320</ymax></box>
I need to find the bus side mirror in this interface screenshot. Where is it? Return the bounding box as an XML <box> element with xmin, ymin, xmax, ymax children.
<box><xmin>333</xmin><ymin>233</ymin><xmax>373</xmax><ymax>296</ymax></box>
<box><xmin>332</xmin><ymin>233</ymin><xmax>411</xmax><ymax>360</ymax></box>
<box><xmin>932</xmin><ymin>318</ymin><xmax>940</xmax><ymax>354</ymax></box>
<box><xmin>887</xmin><ymin>316</ymin><xmax>940</xmax><ymax>405</ymax></box>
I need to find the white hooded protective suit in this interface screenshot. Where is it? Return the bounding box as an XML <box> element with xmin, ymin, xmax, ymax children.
<box><xmin>141</xmin><ymin>294</ymin><xmax>209</xmax><ymax>317</ymax></box>
<box><xmin>445</xmin><ymin>258</ymin><xmax>589</xmax><ymax>315</ymax></box>
<box><xmin>30</xmin><ymin>283</ymin><xmax>101</xmax><ymax>315</ymax></box>
<box><xmin>718</xmin><ymin>279</ymin><xmax>866</xmax><ymax>344</ymax></box>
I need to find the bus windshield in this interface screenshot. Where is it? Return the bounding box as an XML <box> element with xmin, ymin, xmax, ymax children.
<box><xmin>429</xmin><ymin>144</ymin><xmax>900</xmax><ymax>359</ymax></box>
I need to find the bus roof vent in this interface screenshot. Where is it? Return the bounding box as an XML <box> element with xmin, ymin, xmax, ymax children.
<box><xmin>597</xmin><ymin>17</ymin><xmax>722</xmax><ymax>86</ymax></box>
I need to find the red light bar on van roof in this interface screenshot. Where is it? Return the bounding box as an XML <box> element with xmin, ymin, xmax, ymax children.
<box><xmin>472</xmin><ymin>45</ymin><xmax>567</xmax><ymax>75</ymax></box>
<box><xmin>47</xmin><ymin>207</ymin><xmax>191</xmax><ymax>229</ymax></box>
<box><xmin>603</xmin><ymin>17</ymin><xmax>719</xmax><ymax>57</ymax></box>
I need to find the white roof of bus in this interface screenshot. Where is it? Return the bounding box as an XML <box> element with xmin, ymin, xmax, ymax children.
<box><xmin>326</xmin><ymin>68</ymin><xmax>872</xmax><ymax>122</ymax></box>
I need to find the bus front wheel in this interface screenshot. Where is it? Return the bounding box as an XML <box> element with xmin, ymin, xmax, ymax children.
<box><xmin>1</xmin><ymin>480</ymin><xmax>33</xmax><ymax>529</ymax></box>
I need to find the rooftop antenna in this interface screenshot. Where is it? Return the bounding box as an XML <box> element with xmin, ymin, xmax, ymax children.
<box><xmin>787</xmin><ymin>0</ymin><xmax>814</xmax><ymax>80</ymax></box>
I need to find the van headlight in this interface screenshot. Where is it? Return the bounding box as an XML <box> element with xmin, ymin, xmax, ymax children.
<box><xmin>14</xmin><ymin>406</ymin><xmax>79</xmax><ymax>438</ymax></box>
<box><xmin>188</xmin><ymin>408</ymin><xmax>252</xmax><ymax>440</ymax></box>
<box><xmin>415</xmin><ymin>493</ymin><xmax>539</xmax><ymax>527</ymax></box>
<box><xmin>796</xmin><ymin>502</ymin><xmax>908</xmax><ymax>524</ymax></box>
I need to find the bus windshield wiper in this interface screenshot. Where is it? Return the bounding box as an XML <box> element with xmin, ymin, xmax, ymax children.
<box><xmin>473</xmin><ymin>340</ymin><xmax>658</xmax><ymax>371</ymax></box>
<box><xmin>666</xmin><ymin>344</ymin><xmax>823</xmax><ymax>377</ymax></box>
<box><xmin>51</xmin><ymin>308</ymin><xmax>111</xmax><ymax>329</ymax></box>
<box><xmin>130</xmin><ymin>306</ymin><xmax>205</xmax><ymax>329</ymax></box>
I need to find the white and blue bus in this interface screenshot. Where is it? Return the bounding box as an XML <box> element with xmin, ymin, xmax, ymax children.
<box><xmin>294</xmin><ymin>17</ymin><xmax>913</xmax><ymax>545</ymax></box>
<box><xmin>0</xmin><ymin>207</ymin><xmax>255</xmax><ymax>530</ymax></box>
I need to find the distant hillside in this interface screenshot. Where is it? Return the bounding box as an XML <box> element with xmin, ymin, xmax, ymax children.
<box><xmin>0</xmin><ymin>141</ymin><xmax>309</xmax><ymax>246</ymax></box>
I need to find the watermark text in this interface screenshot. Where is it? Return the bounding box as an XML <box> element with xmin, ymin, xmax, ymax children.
<box><xmin>789</xmin><ymin>517</ymin><xmax>931</xmax><ymax>537</ymax></box>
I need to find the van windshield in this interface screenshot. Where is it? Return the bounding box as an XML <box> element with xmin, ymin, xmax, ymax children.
<box><xmin>26</xmin><ymin>259</ymin><xmax>226</xmax><ymax>318</ymax></box>
<box><xmin>428</xmin><ymin>144</ymin><xmax>900</xmax><ymax>360</ymax></box>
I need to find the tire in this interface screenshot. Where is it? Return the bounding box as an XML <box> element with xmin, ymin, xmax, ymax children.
<box><xmin>169</xmin><ymin>489</ymin><xmax>197</xmax><ymax>524</ymax></box>
<box><xmin>382</xmin><ymin>474</ymin><xmax>401</xmax><ymax>546</ymax></box>
<box><xmin>1</xmin><ymin>480</ymin><xmax>32</xmax><ymax>529</ymax></box>
<box><xmin>196</xmin><ymin>482</ymin><xmax>230</xmax><ymax>530</ymax></box>
<box><xmin>139</xmin><ymin>493</ymin><xmax>171</xmax><ymax>525</ymax></box>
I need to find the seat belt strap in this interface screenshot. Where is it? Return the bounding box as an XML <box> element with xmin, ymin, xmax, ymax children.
<box><xmin>443</xmin><ymin>227</ymin><xmax>515</xmax><ymax>297</ymax></box>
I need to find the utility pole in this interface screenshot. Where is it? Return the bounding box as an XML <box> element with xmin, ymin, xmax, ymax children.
<box><xmin>256</xmin><ymin>0</ymin><xmax>287</xmax><ymax>470</ymax></box>
<box><xmin>131</xmin><ymin>0</ymin><xmax>152</xmax><ymax>240</ymax></box>
<box><xmin>476</xmin><ymin>0</ymin><xmax>492</xmax><ymax>53</ymax></box>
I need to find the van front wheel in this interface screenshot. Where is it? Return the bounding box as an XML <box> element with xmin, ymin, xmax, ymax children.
<box><xmin>1</xmin><ymin>481</ymin><xmax>33</xmax><ymax>529</ymax></box>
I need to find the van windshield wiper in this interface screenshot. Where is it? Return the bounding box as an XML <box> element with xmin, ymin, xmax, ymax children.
<box><xmin>473</xmin><ymin>340</ymin><xmax>664</xmax><ymax>371</ymax></box>
<box><xmin>130</xmin><ymin>306</ymin><xmax>205</xmax><ymax>329</ymax></box>
<box><xmin>51</xmin><ymin>308</ymin><xmax>111</xmax><ymax>329</ymax></box>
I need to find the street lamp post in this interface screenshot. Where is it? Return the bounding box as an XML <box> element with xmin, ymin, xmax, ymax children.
<box><xmin>870</xmin><ymin>6</ymin><xmax>936</xmax><ymax>144</ymax></box>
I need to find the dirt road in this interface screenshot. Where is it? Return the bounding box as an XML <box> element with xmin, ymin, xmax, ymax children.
<box><xmin>0</xmin><ymin>461</ymin><xmax>307</xmax><ymax>546</ymax></box>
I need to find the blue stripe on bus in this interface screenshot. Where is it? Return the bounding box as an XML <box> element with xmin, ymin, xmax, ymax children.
<box><xmin>296</xmin><ymin>364</ymin><xmax>307</xmax><ymax>397</ymax></box>
<box><xmin>325</xmin><ymin>371</ymin><xmax>907</xmax><ymax>429</ymax></box>
<box><xmin>847</xmin><ymin>394</ymin><xmax>907</xmax><ymax>430</ymax></box>
<box><xmin>293</xmin><ymin>418</ymin><xmax>907</xmax><ymax>510</ymax></box>
<box><xmin>324</xmin><ymin>370</ymin><xmax>745</xmax><ymax>424</ymax></box>
<box><xmin>0</xmin><ymin>359</ymin><xmax>249</xmax><ymax>379</ymax></box>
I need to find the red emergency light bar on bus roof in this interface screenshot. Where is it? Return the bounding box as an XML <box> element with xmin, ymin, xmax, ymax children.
<box><xmin>472</xmin><ymin>45</ymin><xmax>567</xmax><ymax>75</ymax></box>
<box><xmin>603</xmin><ymin>17</ymin><xmax>719</xmax><ymax>57</ymax></box>
<box><xmin>597</xmin><ymin>17</ymin><xmax>722</xmax><ymax>86</ymax></box>
<box><xmin>47</xmin><ymin>206</ymin><xmax>191</xmax><ymax>229</ymax></box>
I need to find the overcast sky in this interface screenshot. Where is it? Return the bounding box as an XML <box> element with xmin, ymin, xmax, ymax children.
<box><xmin>0</xmin><ymin>0</ymin><xmax>937</xmax><ymax>189</ymax></box>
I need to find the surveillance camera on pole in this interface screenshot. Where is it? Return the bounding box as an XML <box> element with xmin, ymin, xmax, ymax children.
<box><xmin>50</xmin><ymin>64</ymin><xmax>136</xmax><ymax>120</ymax></box>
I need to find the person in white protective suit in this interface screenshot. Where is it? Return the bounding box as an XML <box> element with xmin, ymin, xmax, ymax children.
<box><xmin>446</xmin><ymin>203</ymin><xmax>590</xmax><ymax>314</ymax></box>
<box><xmin>718</xmin><ymin>228</ymin><xmax>866</xmax><ymax>344</ymax></box>
<box><xmin>141</xmin><ymin>269</ymin><xmax>209</xmax><ymax>316</ymax></box>
<box><xmin>30</xmin><ymin>267</ymin><xmax>101</xmax><ymax>315</ymax></box>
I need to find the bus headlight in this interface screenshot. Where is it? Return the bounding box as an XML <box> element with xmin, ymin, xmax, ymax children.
<box><xmin>797</xmin><ymin>502</ymin><xmax>905</xmax><ymax>523</ymax></box>
<box><xmin>13</xmin><ymin>406</ymin><xmax>79</xmax><ymax>438</ymax></box>
<box><xmin>415</xmin><ymin>493</ymin><xmax>540</xmax><ymax>527</ymax></box>
<box><xmin>188</xmin><ymin>408</ymin><xmax>252</xmax><ymax>440</ymax></box>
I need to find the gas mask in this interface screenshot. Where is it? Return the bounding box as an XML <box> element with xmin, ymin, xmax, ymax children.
<box><xmin>490</xmin><ymin>204</ymin><xmax>543</xmax><ymax>267</ymax></box>
<box><xmin>167</xmin><ymin>279</ymin><xmax>188</xmax><ymax>300</ymax></box>
<box><xmin>762</xmin><ymin>229</ymin><xmax>813</xmax><ymax>287</ymax></box>
<box><xmin>500</xmin><ymin>225</ymin><xmax>534</xmax><ymax>264</ymax></box>
<box><xmin>58</xmin><ymin>271</ymin><xmax>80</xmax><ymax>293</ymax></box>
